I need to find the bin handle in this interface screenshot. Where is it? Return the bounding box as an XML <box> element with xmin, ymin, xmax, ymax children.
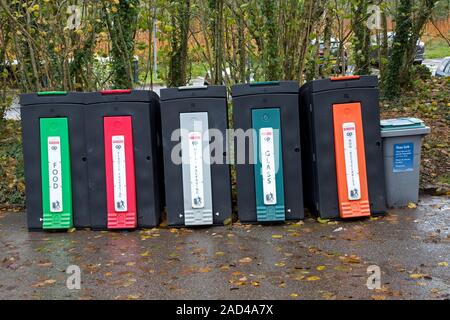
<box><xmin>330</xmin><ymin>75</ymin><xmax>360</xmax><ymax>81</ymax></box>
<box><xmin>37</xmin><ymin>91</ymin><xmax>67</xmax><ymax>96</ymax></box>
<box><xmin>101</xmin><ymin>89</ymin><xmax>132</xmax><ymax>95</ymax></box>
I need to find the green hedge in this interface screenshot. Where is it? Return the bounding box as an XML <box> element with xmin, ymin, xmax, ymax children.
<box><xmin>0</xmin><ymin>120</ymin><xmax>25</xmax><ymax>206</ymax></box>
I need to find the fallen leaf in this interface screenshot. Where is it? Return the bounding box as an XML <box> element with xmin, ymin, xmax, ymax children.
<box><xmin>140</xmin><ymin>251</ymin><xmax>150</xmax><ymax>257</ymax></box>
<box><xmin>272</xmin><ymin>234</ymin><xmax>283</xmax><ymax>239</ymax></box>
<box><xmin>223</xmin><ymin>218</ymin><xmax>232</xmax><ymax>226</ymax></box>
<box><xmin>37</xmin><ymin>261</ymin><xmax>53</xmax><ymax>268</ymax></box>
<box><xmin>32</xmin><ymin>279</ymin><xmax>57</xmax><ymax>288</ymax></box>
<box><xmin>321</xmin><ymin>291</ymin><xmax>336</xmax><ymax>300</ymax></box>
<box><xmin>316</xmin><ymin>265</ymin><xmax>326</xmax><ymax>271</ymax></box>
<box><xmin>317</xmin><ymin>217</ymin><xmax>330</xmax><ymax>224</ymax></box>
<box><xmin>410</xmin><ymin>273</ymin><xmax>425</xmax><ymax>279</ymax></box>
<box><xmin>438</xmin><ymin>262</ymin><xmax>448</xmax><ymax>267</ymax></box>
<box><xmin>198</xmin><ymin>267</ymin><xmax>211</xmax><ymax>273</ymax></box>
<box><xmin>219</xmin><ymin>265</ymin><xmax>230</xmax><ymax>271</ymax></box>
<box><xmin>339</xmin><ymin>255</ymin><xmax>361</xmax><ymax>264</ymax></box>
<box><xmin>290</xmin><ymin>293</ymin><xmax>299</xmax><ymax>298</ymax></box>
<box><xmin>306</xmin><ymin>276</ymin><xmax>321</xmax><ymax>281</ymax></box>
<box><xmin>371</xmin><ymin>295</ymin><xmax>386</xmax><ymax>300</ymax></box>
<box><xmin>159</xmin><ymin>220</ymin><xmax>168</xmax><ymax>228</ymax></box>
<box><xmin>215</xmin><ymin>251</ymin><xmax>225</xmax><ymax>256</ymax></box>
<box><xmin>67</xmin><ymin>228</ymin><xmax>76</xmax><ymax>233</ymax></box>
<box><xmin>121</xmin><ymin>278</ymin><xmax>137</xmax><ymax>287</ymax></box>
<box><xmin>126</xmin><ymin>262</ymin><xmax>136</xmax><ymax>267</ymax></box>
<box><xmin>407</xmin><ymin>202</ymin><xmax>417</xmax><ymax>209</ymax></box>
<box><xmin>275</xmin><ymin>262</ymin><xmax>286</xmax><ymax>267</ymax></box>
<box><xmin>239</xmin><ymin>257</ymin><xmax>252</xmax><ymax>264</ymax></box>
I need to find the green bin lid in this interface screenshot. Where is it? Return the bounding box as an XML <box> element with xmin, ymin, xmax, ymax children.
<box><xmin>37</xmin><ymin>91</ymin><xmax>67</xmax><ymax>96</ymax></box>
<box><xmin>380</xmin><ymin>117</ymin><xmax>430</xmax><ymax>138</ymax></box>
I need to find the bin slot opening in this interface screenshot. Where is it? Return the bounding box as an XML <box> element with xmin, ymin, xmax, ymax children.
<box><xmin>249</xmin><ymin>81</ymin><xmax>280</xmax><ymax>87</ymax></box>
<box><xmin>101</xmin><ymin>89</ymin><xmax>132</xmax><ymax>95</ymax></box>
<box><xmin>330</xmin><ymin>76</ymin><xmax>360</xmax><ymax>81</ymax></box>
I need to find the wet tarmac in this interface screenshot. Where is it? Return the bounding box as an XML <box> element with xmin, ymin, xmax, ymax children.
<box><xmin>0</xmin><ymin>195</ymin><xmax>449</xmax><ymax>300</ymax></box>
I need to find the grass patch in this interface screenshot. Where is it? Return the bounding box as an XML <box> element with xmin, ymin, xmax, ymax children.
<box><xmin>437</xmin><ymin>174</ymin><xmax>450</xmax><ymax>185</ymax></box>
<box><xmin>425</xmin><ymin>38</ymin><xmax>450</xmax><ymax>59</ymax></box>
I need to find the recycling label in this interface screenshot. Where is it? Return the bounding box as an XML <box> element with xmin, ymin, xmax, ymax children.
<box><xmin>188</xmin><ymin>132</ymin><xmax>205</xmax><ymax>209</ymax></box>
<box><xmin>393</xmin><ymin>143</ymin><xmax>414</xmax><ymax>172</ymax></box>
<box><xmin>112</xmin><ymin>135</ymin><xmax>128</xmax><ymax>212</ymax></box>
<box><xmin>342</xmin><ymin>122</ymin><xmax>361</xmax><ymax>201</ymax></box>
<box><xmin>260</xmin><ymin>127</ymin><xmax>277</xmax><ymax>205</ymax></box>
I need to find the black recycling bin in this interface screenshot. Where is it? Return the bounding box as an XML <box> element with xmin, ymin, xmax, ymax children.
<box><xmin>160</xmin><ymin>85</ymin><xmax>232</xmax><ymax>227</ymax></box>
<box><xmin>232</xmin><ymin>81</ymin><xmax>304</xmax><ymax>223</ymax></box>
<box><xmin>299</xmin><ymin>75</ymin><xmax>386</xmax><ymax>219</ymax></box>
<box><xmin>20</xmin><ymin>91</ymin><xmax>89</xmax><ymax>230</ymax></box>
<box><xmin>84</xmin><ymin>89</ymin><xmax>163</xmax><ymax>230</ymax></box>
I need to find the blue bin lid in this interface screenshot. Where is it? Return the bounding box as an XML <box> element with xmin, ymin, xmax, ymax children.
<box><xmin>380</xmin><ymin>117</ymin><xmax>430</xmax><ymax>138</ymax></box>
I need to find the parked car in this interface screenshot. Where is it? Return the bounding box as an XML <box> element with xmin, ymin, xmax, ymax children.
<box><xmin>370</xmin><ymin>32</ymin><xmax>425</xmax><ymax>66</ymax></box>
<box><xmin>314</xmin><ymin>38</ymin><xmax>348</xmax><ymax>74</ymax></box>
<box><xmin>435</xmin><ymin>57</ymin><xmax>450</xmax><ymax>77</ymax></box>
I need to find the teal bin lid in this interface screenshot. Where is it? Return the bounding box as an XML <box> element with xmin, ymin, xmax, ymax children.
<box><xmin>380</xmin><ymin>117</ymin><xmax>430</xmax><ymax>138</ymax></box>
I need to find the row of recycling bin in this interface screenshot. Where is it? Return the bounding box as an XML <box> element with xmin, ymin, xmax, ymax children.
<box><xmin>20</xmin><ymin>75</ymin><xmax>430</xmax><ymax>231</ymax></box>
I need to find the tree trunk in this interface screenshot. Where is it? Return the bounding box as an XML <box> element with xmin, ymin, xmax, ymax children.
<box><xmin>105</xmin><ymin>0</ymin><xmax>139</xmax><ymax>89</ymax></box>
<box><xmin>168</xmin><ymin>0</ymin><xmax>190</xmax><ymax>87</ymax></box>
<box><xmin>237</xmin><ymin>12</ymin><xmax>247</xmax><ymax>83</ymax></box>
<box><xmin>209</xmin><ymin>0</ymin><xmax>224</xmax><ymax>85</ymax></box>
<box><xmin>383</xmin><ymin>0</ymin><xmax>412</xmax><ymax>99</ymax></box>
<box><xmin>352</xmin><ymin>0</ymin><xmax>371</xmax><ymax>75</ymax></box>
<box><xmin>261</xmin><ymin>0</ymin><xmax>281</xmax><ymax>80</ymax></box>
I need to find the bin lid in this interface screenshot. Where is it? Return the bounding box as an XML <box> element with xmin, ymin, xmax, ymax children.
<box><xmin>299</xmin><ymin>75</ymin><xmax>377</xmax><ymax>94</ymax></box>
<box><xmin>85</xmin><ymin>89</ymin><xmax>158</xmax><ymax>104</ymax></box>
<box><xmin>160</xmin><ymin>85</ymin><xmax>226</xmax><ymax>101</ymax></box>
<box><xmin>19</xmin><ymin>91</ymin><xmax>85</xmax><ymax>106</ymax></box>
<box><xmin>231</xmin><ymin>81</ymin><xmax>298</xmax><ymax>97</ymax></box>
<box><xmin>380</xmin><ymin>117</ymin><xmax>430</xmax><ymax>137</ymax></box>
